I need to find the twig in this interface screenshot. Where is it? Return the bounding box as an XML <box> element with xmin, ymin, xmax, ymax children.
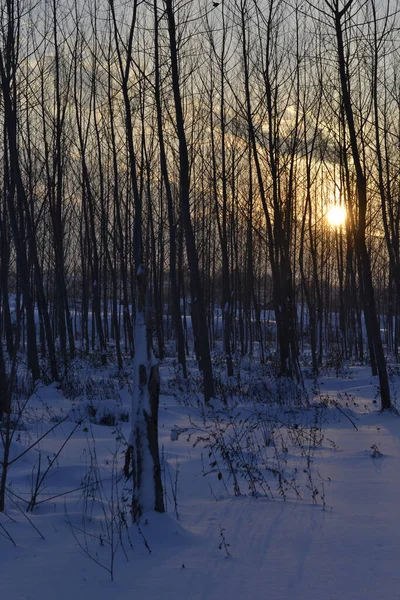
<box><xmin>7</xmin><ymin>494</ymin><xmax>45</xmax><ymax>539</ymax></box>
<box><xmin>331</xmin><ymin>400</ymin><xmax>358</xmax><ymax>431</ymax></box>
<box><xmin>0</xmin><ymin>519</ymin><xmax>16</xmax><ymax>546</ymax></box>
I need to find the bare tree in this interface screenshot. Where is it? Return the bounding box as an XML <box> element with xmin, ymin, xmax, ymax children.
<box><xmin>320</xmin><ymin>0</ymin><xmax>391</xmax><ymax>408</ymax></box>
<box><xmin>164</xmin><ymin>0</ymin><xmax>215</xmax><ymax>402</ymax></box>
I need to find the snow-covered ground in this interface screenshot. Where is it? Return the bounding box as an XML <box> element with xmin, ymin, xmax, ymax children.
<box><xmin>1</xmin><ymin>362</ymin><xmax>400</xmax><ymax>600</ymax></box>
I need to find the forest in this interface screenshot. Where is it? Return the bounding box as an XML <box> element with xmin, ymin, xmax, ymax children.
<box><xmin>1</xmin><ymin>0</ymin><xmax>400</xmax><ymax>597</ymax></box>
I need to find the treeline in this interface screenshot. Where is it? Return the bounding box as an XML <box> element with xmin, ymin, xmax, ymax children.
<box><xmin>0</xmin><ymin>0</ymin><xmax>399</xmax><ymax>411</ymax></box>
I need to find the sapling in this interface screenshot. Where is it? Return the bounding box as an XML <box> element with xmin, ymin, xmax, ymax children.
<box><xmin>27</xmin><ymin>420</ymin><xmax>81</xmax><ymax>511</ymax></box>
<box><xmin>218</xmin><ymin>524</ymin><xmax>232</xmax><ymax>558</ymax></box>
<box><xmin>66</xmin><ymin>429</ymin><xmax>134</xmax><ymax>581</ymax></box>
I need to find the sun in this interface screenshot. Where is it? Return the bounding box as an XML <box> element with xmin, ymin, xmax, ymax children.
<box><xmin>326</xmin><ymin>204</ymin><xmax>346</xmax><ymax>228</ymax></box>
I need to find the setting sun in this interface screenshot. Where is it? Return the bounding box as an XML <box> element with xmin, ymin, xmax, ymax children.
<box><xmin>326</xmin><ymin>204</ymin><xmax>346</xmax><ymax>228</ymax></box>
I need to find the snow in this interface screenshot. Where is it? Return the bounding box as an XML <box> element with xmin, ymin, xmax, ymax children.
<box><xmin>1</xmin><ymin>364</ymin><xmax>400</xmax><ymax>599</ymax></box>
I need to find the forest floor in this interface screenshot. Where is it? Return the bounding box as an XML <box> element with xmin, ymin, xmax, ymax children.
<box><xmin>1</xmin><ymin>358</ymin><xmax>400</xmax><ymax>600</ymax></box>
